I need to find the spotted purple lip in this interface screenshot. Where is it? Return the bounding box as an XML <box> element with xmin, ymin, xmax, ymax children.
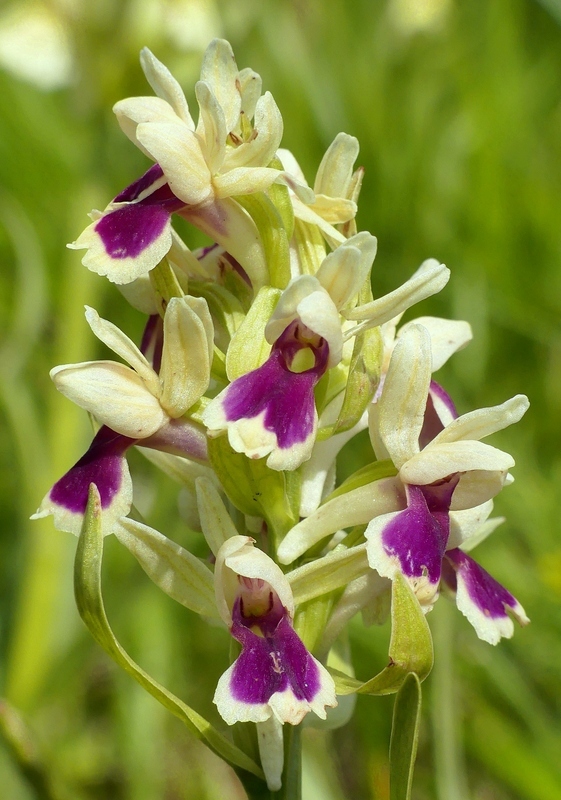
<box><xmin>228</xmin><ymin>598</ymin><xmax>321</xmax><ymax>706</ymax></box>
<box><xmin>223</xmin><ymin>320</ymin><xmax>330</xmax><ymax>451</ymax></box>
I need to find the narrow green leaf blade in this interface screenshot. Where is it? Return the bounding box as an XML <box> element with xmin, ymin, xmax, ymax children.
<box><xmin>390</xmin><ymin>673</ymin><xmax>422</xmax><ymax>800</ymax></box>
<box><xmin>74</xmin><ymin>485</ymin><xmax>263</xmax><ymax>779</ymax></box>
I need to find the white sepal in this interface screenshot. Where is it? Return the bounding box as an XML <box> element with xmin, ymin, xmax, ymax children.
<box><xmin>51</xmin><ymin>361</ymin><xmax>167</xmax><ymax>438</ymax></box>
<box><xmin>398</xmin><ymin>315</ymin><xmax>472</xmax><ymax>371</ymax></box>
<box><xmin>159</xmin><ymin>297</ymin><xmax>213</xmax><ymax>417</ymax></box>
<box><xmin>140</xmin><ymin>47</ymin><xmax>194</xmax><ymax>127</ymax></box>
<box><xmin>215</xmin><ymin>536</ymin><xmax>294</xmax><ymax>626</ymax></box>
<box><xmin>84</xmin><ymin>306</ymin><xmax>159</xmax><ymax>395</ymax></box>
<box><xmin>377</xmin><ymin>324</ymin><xmax>432</xmax><ymax>469</ymax></box>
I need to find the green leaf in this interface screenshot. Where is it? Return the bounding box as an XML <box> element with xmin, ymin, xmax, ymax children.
<box><xmin>189</xmin><ymin>281</ymin><xmax>245</xmax><ymax>342</ymax></box>
<box><xmin>195</xmin><ymin>476</ymin><xmax>240</xmax><ymax>556</ymax></box>
<box><xmin>293</xmin><ymin>217</ymin><xmax>326</xmax><ymax>275</ymax></box>
<box><xmin>288</xmin><ymin>544</ymin><xmax>369</xmax><ymax>605</ymax></box>
<box><xmin>389</xmin><ymin>673</ymin><xmax>422</xmax><ymax>800</ymax></box>
<box><xmin>325</xmin><ymin>459</ymin><xmax>398</xmax><ymax>502</ymax></box>
<box><xmin>207</xmin><ymin>436</ymin><xmax>299</xmax><ymax>546</ymax></box>
<box><xmin>267</xmin><ymin>157</ymin><xmax>295</xmax><ymax>241</ymax></box>
<box><xmin>236</xmin><ymin>193</ymin><xmax>291</xmax><ymax>289</ymax></box>
<box><xmin>114</xmin><ymin>518</ymin><xmax>219</xmax><ymax>619</ymax></box>
<box><xmin>149</xmin><ymin>259</ymin><xmax>184</xmax><ymax>309</ymax></box>
<box><xmin>74</xmin><ymin>485</ymin><xmax>263</xmax><ymax>780</ymax></box>
<box><xmin>331</xmin><ymin>573</ymin><xmax>433</xmax><ymax>695</ymax></box>
<box><xmin>331</xmin><ymin>325</ymin><xmax>383</xmax><ymax>435</ymax></box>
<box><xmin>225</xmin><ymin>285</ymin><xmax>281</xmax><ymax>381</ymax></box>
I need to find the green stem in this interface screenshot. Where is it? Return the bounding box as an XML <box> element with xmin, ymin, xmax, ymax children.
<box><xmin>279</xmin><ymin>724</ymin><xmax>302</xmax><ymax>800</ymax></box>
<box><xmin>237</xmin><ymin>724</ymin><xmax>302</xmax><ymax>800</ymax></box>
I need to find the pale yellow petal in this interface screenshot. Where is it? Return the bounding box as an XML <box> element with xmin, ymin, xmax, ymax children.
<box><xmin>136</xmin><ymin>121</ymin><xmax>212</xmax><ymax>206</ymax></box>
<box><xmin>139</xmin><ymin>47</ymin><xmax>194</xmax><ymax>127</ymax></box>
<box><xmin>51</xmin><ymin>361</ymin><xmax>167</xmax><ymax>438</ymax></box>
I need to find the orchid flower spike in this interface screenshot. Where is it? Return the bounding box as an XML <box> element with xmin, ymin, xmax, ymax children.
<box><xmin>32</xmin><ymin>300</ymin><xmax>212</xmax><ymax>535</ymax></box>
<box><xmin>70</xmin><ymin>40</ymin><xmax>311</xmax><ymax>289</ymax></box>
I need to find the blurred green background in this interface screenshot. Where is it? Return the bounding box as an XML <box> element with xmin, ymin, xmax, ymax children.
<box><xmin>1</xmin><ymin>0</ymin><xmax>560</xmax><ymax>797</ymax></box>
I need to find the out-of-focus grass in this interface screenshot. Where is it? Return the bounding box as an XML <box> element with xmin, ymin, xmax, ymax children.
<box><xmin>0</xmin><ymin>0</ymin><xmax>560</xmax><ymax>797</ymax></box>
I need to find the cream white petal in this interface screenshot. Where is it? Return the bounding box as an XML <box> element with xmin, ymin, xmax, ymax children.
<box><xmin>377</xmin><ymin>324</ymin><xmax>432</xmax><ymax>468</ymax></box>
<box><xmin>276</xmin><ymin>148</ymin><xmax>308</xmax><ymax>185</ymax></box>
<box><xmin>296</xmin><ymin>290</ymin><xmax>344</xmax><ymax>366</ymax></box>
<box><xmin>265</xmin><ymin>275</ymin><xmax>322</xmax><ymax>343</ymax></box>
<box><xmin>214</xmin><ymin>536</ymin><xmax>294</xmax><ymax>625</ymax></box>
<box><xmin>199</xmin><ymin>38</ymin><xmax>241</xmax><ymax>133</ymax></box>
<box><xmin>159</xmin><ymin>297</ymin><xmax>212</xmax><ymax>417</ymax></box>
<box><xmin>277</xmin><ymin>477</ymin><xmax>403</xmax><ymax>564</ymax></box>
<box><xmin>222</xmin><ymin>92</ymin><xmax>283</xmax><ymax>172</ymax></box>
<box><xmin>237</xmin><ymin>67</ymin><xmax>262</xmax><ymax>119</ymax></box>
<box><xmin>139</xmin><ymin>47</ymin><xmax>194</xmax><ymax>128</ymax></box>
<box><xmin>84</xmin><ymin>306</ymin><xmax>159</xmax><ymax>396</ymax></box>
<box><xmin>213</xmin><ymin>167</ymin><xmax>293</xmax><ymax>198</ymax></box>
<box><xmin>308</xmin><ymin>195</ymin><xmax>357</xmax><ymax>224</ymax></box>
<box><xmin>313</xmin><ymin>132</ymin><xmax>360</xmax><ymax>198</ymax></box>
<box><xmin>195</xmin><ymin>81</ymin><xmax>227</xmax><ymax>174</ymax></box>
<box><xmin>51</xmin><ymin>361</ymin><xmax>168</xmax><ymax>438</ymax></box>
<box><xmin>113</xmin><ymin>96</ymin><xmax>181</xmax><ymax>154</ymax></box>
<box><xmin>398</xmin><ymin>316</ymin><xmax>472</xmax><ymax>371</ymax></box>
<box><xmin>451</xmin><ymin>470</ymin><xmax>512</xmax><ymax>511</ymax></box>
<box><xmin>316</xmin><ymin>232</ymin><xmax>377</xmax><ymax>309</ymax></box>
<box><xmin>136</xmin><ymin>121</ymin><xmax>213</xmax><ymax>206</ymax></box>
<box><xmin>431</xmin><ymin>394</ymin><xmax>530</xmax><ymax>445</ymax></box>
<box><xmin>400</xmin><ymin>440</ymin><xmax>515</xmax><ymax>487</ymax></box>
<box><xmin>343</xmin><ymin>259</ymin><xmax>450</xmax><ymax>327</ymax></box>
<box><xmin>447</xmin><ymin>500</ymin><xmax>495</xmax><ymax>549</ymax></box>
<box><xmin>290</xmin><ymin>195</ymin><xmax>347</xmax><ymax>247</ymax></box>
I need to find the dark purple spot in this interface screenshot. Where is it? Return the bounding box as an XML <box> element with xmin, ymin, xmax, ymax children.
<box><xmin>49</xmin><ymin>427</ymin><xmax>135</xmax><ymax>513</ymax></box>
<box><xmin>444</xmin><ymin>548</ymin><xmax>518</xmax><ymax>619</ymax></box>
<box><xmin>96</xmin><ymin>204</ymin><xmax>172</xmax><ymax>259</ymax></box>
<box><xmin>229</xmin><ymin>606</ymin><xmax>320</xmax><ymax>705</ymax></box>
<box><xmin>197</xmin><ymin>243</ymin><xmax>219</xmax><ymax>259</ymax></box>
<box><xmin>114</xmin><ymin>164</ymin><xmax>165</xmax><ymax>202</ymax></box>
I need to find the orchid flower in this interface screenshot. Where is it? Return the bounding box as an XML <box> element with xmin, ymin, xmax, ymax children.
<box><xmin>203</xmin><ymin>238</ymin><xmax>451</xmax><ymax>471</ymax></box>
<box><xmin>279</xmin><ymin>131</ymin><xmax>363</xmax><ymax>250</ymax></box>
<box><xmin>277</xmin><ymin>324</ymin><xmax>529</xmax><ymax>643</ymax></box>
<box><xmin>362</xmin><ymin>323</ymin><xmax>529</xmax><ymax>640</ymax></box>
<box><xmin>213</xmin><ymin>535</ymin><xmax>337</xmax><ymax>726</ymax></box>
<box><xmin>70</xmin><ymin>40</ymin><xmax>311</xmax><ymax>289</ymax></box>
<box><xmin>113</xmin><ymin>511</ymin><xmax>338</xmax><ymax>790</ymax></box>
<box><xmin>32</xmin><ymin>299</ymin><xmax>212</xmax><ymax>535</ymax></box>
